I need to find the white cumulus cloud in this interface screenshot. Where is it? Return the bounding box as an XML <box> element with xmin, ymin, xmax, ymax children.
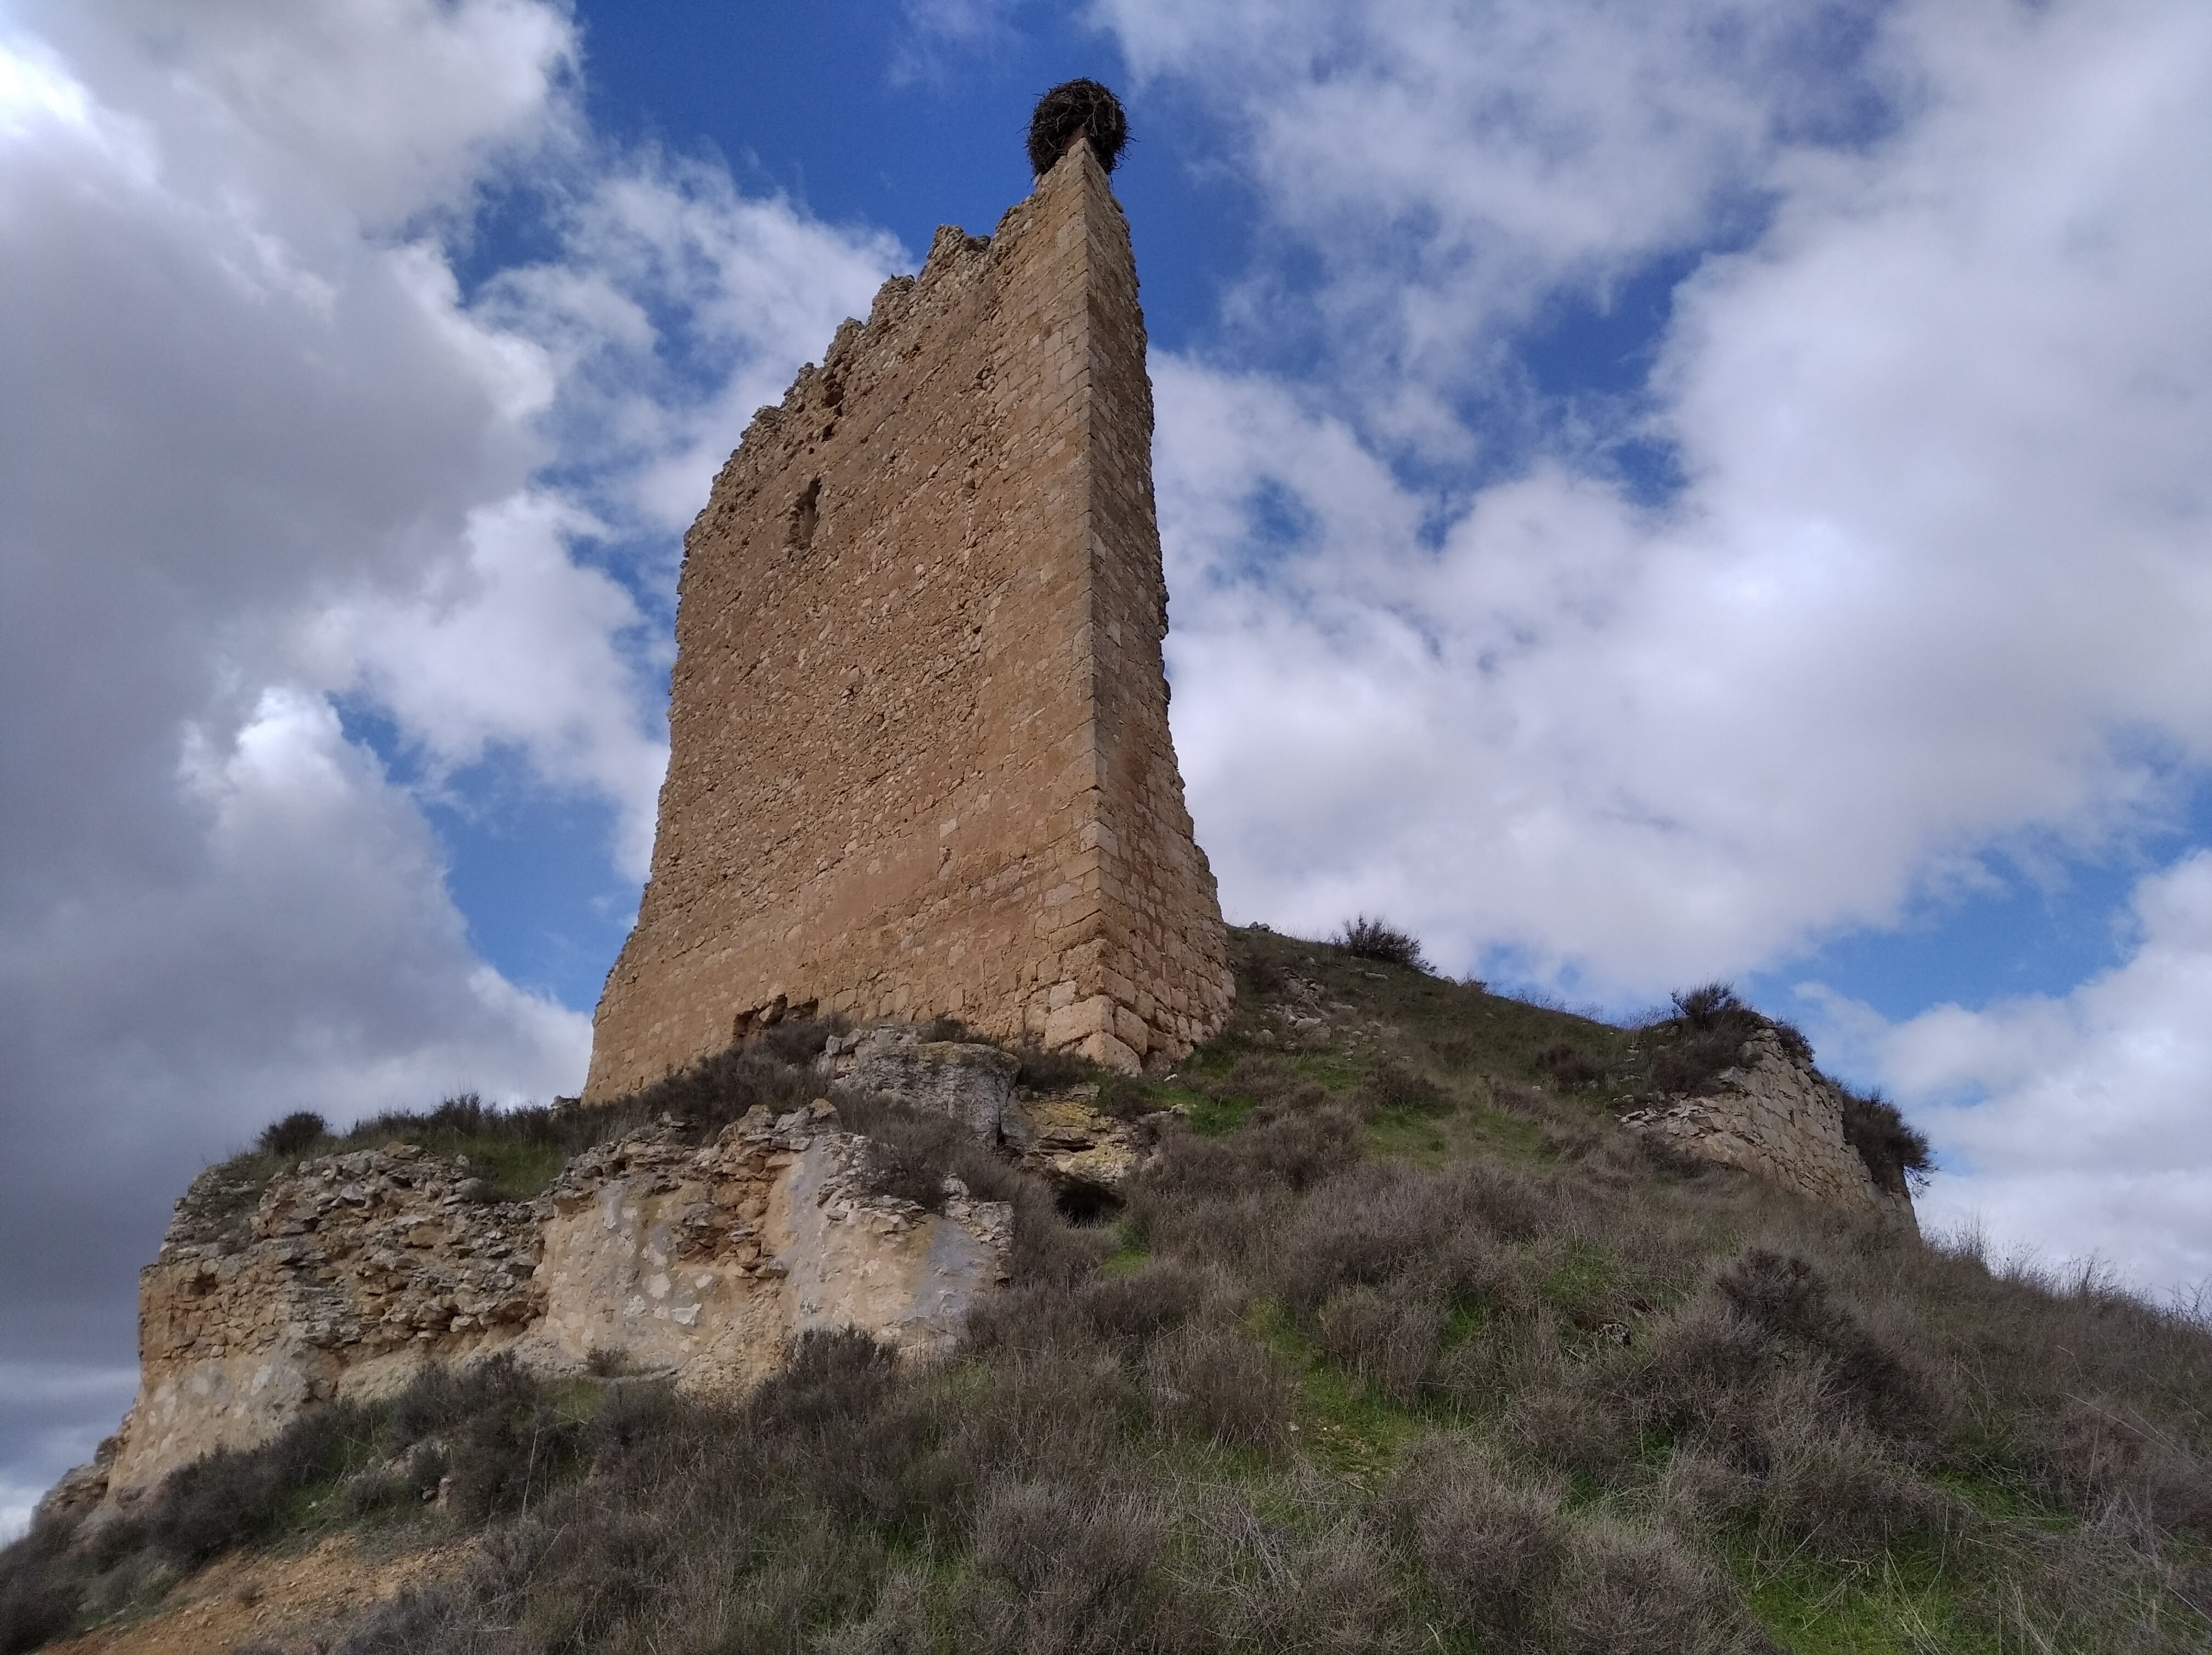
<box><xmin>1135</xmin><ymin>0</ymin><xmax>2212</xmax><ymax>1005</ymax></box>
<box><xmin>0</xmin><ymin>0</ymin><xmax>902</xmax><ymax>1530</ymax></box>
<box><xmin>1809</xmin><ymin>852</ymin><xmax>2212</xmax><ymax>1293</ymax></box>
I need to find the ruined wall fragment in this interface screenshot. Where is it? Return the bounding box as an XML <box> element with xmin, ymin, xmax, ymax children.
<box><xmin>102</xmin><ymin>1108</ymin><xmax>1010</xmax><ymax>1505</ymax></box>
<box><xmin>1622</xmin><ymin>1030</ymin><xmax>1917</xmax><ymax>1225</ymax></box>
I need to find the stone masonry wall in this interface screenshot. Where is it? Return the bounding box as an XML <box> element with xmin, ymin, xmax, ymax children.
<box><xmin>583</xmin><ymin>138</ymin><xmax>1231</xmax><ymax>1100</ymax></box>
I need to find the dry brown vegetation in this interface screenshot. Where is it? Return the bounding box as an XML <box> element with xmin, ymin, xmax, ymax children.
<box><xmin>7</xmin><ymin>926</ymin><xmax>2209</xmax><ymax>1653</ymax></box>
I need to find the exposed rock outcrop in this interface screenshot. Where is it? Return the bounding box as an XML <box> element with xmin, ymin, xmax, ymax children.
<box><xmin>97</xmin><ymin>1091</ymin><xmax>1012</xmax><ymax>1509</ymax></box>
<box><xmin>1620</xmin><ymin>1029</ymin><xmax>1915</xmax><ymax>1226</ymax></box>
<box><xmin>823</xmin><ymin>1026</ymin><xmax>1019</xmax><ymax>1138</ymax></box>
<box><xmin>822</xmin><ymin>1025</ymin><xmax>1150</xmax><ymax>1201</ymax></box>
<box><xmin>110</xmin><ymin>1143</ymin><xmax>542</xmax><ymax>1501</ymax></box>
<box><xmin>526</xmin><ymin>1102</ymin><xmax>1009</xmax><ymax>1388</ymax></box>
<box><xmin>1000</xmin><ymin>1091</ymin><xmax>1143</xmax><ymax>1194</ymax></box>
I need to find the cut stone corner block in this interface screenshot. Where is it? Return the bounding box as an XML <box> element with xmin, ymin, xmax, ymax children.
<box><xmin>1041</xmin><ymin>989</ymin><xmax>1175</xmax><ymax>1073</ymax></box>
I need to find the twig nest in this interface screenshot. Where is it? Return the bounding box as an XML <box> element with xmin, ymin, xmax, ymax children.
<box><xmin>1028</xmin><ymin>78</ymin><xmax>1128</xmax><ymax>175</ymax></box>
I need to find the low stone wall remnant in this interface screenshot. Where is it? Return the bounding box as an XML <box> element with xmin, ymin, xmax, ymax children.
<box><xmin>1620</xmin><ymin>1029</ymin><xmax>1916</xmax><ymax>1225</ymax></box>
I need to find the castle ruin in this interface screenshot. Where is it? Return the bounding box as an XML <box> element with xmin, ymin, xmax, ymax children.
<box><xmin>583</xmin><ymin>117</ymin><xmax>1232</xmax><ymax>1101</ymax></box>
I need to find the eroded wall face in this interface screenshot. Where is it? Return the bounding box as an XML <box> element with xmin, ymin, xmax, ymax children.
<box><xmin>1621</xmin><ymin>1032</ymin><xmax>1919</xmax><ymax>1227</ymax></box>
<box><xmin>107</xmin><ymin>1117</ymin><xmax>1012</xmax><ymax>1502</ymax></box>
<box><xmin>585</xmin><ymin>143</ymin><xmax>1229</xmax><ymax>1101</ymax></box>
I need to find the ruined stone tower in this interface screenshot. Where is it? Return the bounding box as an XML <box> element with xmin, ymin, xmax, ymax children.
<box><xmin>582</xmin><ymin>129</ymin><xmax>1233</xmax><ymax>1101</ymax></box>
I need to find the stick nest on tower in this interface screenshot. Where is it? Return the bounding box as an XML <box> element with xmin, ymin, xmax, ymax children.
<box><xmin>1028</xmin><ymin>79</ymin><xmax>1128</xmax><ymax>175</ymax></box>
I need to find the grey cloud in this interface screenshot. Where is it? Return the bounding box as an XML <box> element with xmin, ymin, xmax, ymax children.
<box><xmin>0</xmin><ymin>1</ymin><xmax>899</xmax><ymax>1535</ymax></box>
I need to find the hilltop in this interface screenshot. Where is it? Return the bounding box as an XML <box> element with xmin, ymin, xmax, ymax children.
<box><xmin>5</xmin><ymin>923</ymin><xmax>2209</xmax><ymax>1653</ymax></box>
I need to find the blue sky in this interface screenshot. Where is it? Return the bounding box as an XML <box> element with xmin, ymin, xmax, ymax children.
<box><xmin>4</xmin><ymin>0</ymin><xmax>2211</xmax><ymax>1534</ymax></box>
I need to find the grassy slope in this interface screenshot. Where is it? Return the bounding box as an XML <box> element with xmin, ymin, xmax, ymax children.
<box><xmin>7</xmin><ymin>926</ymin><xmax>2209</xmax><ymax>1654</ymax></box>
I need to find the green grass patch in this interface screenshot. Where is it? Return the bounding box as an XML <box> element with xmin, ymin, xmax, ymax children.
<box><xmin>1184</xmin><ymin>1093</ymin><xmax>1255</xmax><ymax>1137</ymax></box>
<box><xmin>1540</xmin><ymin>1242</ymin><xmax>1619</xmax><ymax>1313</ymax></box>
<box><xmin>1285</xmin><ymin>1050</ymin><xmax>1367</xmax><ymax>1091</ymax></box>
<box><xmin>1137</xmin><ymin>1082</ymin><xmax>1214</xmax><ymax>1117</ymax></box>
<box><xmin>1442</xmin><ymin>1302</ymin><xmax>1488</xmax><ymax>1349</ymax></box>
<box><xmin>402</xmin><ymin>1134</ymin><xmax>569</xmax><ymax>1201</ymax></box>
<box><xmin>1466</xmin><ymin>1104</ymin><xmax>1547</xmax><ymax>1158</ymax></box>
<box><xmin>1247</xmin><ymin>1299</ymin><xmax>1425</xmax><ymax>1490</ymax></box>
<box><xmin>1099</xmin><ymin>1226</ymin><xmax>1153</xmax><ymax>1276</ymax></box>
<box><xmin>1734</xmin><ymin>1541</ymin><xmax>1996</xmax><ymax>1655</ymax></box>
<box><xmin>1365</xmin><ymin>1107</ymin><xmax>1451</xmax><ymax>1166</ymax></box>
<box><xmin>1930</xmin><ymin>1466</ymin><xmax>2073</xmax><ymax>1532</ymax></box>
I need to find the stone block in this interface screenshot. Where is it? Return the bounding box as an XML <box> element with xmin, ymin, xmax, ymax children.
<box><xmin>1043</xmin><ymin>993</ymin><xmax>1115</xmax><ymax>1049</ymax></box>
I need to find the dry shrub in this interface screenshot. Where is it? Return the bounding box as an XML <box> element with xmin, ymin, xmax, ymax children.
<box><xmin>151</xmin><ymin>1398</ymin><xmax>379</xmax><ymax>1564</ymax></box>
<box><xmin>1335</xmin><ymin>914</ymin><xmax>1431</xmax><ymax>972</ymax></box>
<box><xmin>1638</xmin><ymin>986</ymin><xmax>1765</xmax><ymax>1097</ymax></box>
<box><xmin>1272</xmin><ymin>1160</ymin><xmax>1568</xmax><ymax>1325</ymax></box>
<box><xmin>952</xmin><ymin>1338</ymin><xmax>1133</xmax><ymax>1489</ymax></box>
<box><xmin>1074</xmin><ymin>1259</ymin><xmax>1212</xmax><ymax>1348</ymax></box>
<box><xmin>834</xmin><ymin>1089</ymin><xmax>1097</xmax><ymax>1287</ymax></box>
<box><xmin>229</xmin><ymin>1020</ymin><xmax>847</xmax><ymax>1221</ymax></box>
<box><xmin>1836</xmin><ymin>1086</ymin><xmax>1935</xmax><ymax>1192</ymax></box>
<box><xmin>1671</xmin><ymin>983</ymin><xmax>1743</xmax><ymax>1028</ymax></box>
<box><xmin>494</xmin><ymin>1511</ymin><xmax>673</xmax><ymax>1653</ymax></box>
<box><xmin>1388</xmin><ymin>1441</ymin><xmax>1567</xmax><ymax>1647</ymax></box>
<box><xmin>1143</xmin><ymin>1104</ymin><xmax>1359</xmax><ymax>1203</ymax></box>
<box><xmin>335</xmin><ymin>1465</ymin><xmax>413</xmax><ymax>1519</ymax></box>
<box><xmin>1122</xmin><ymin>1184</ymin><xmax>1293</xmax><ymax>1280</ymax></box>
<box><xmin>1436</xmin><ymin>1305</ymin><xmax>1573</xmax><ymax>1415</ymax></box>
<box><xmin>831</xmin><ymin>1090</ymin><xmax>1015</xmax><ymax>1213</ymax></box>
<box><xmin>1011</xmin><ymin>1042</ymin><xmax>1091</xmax><ymax>1092</ymax></box>
<box><xmin>1968</xmin><ymin>1510</ymin><xmax>2212</xmax><ymax>1652</ymax></box>
<box><xmin>1583</xmin><ymin>1296</ymin><xmax>1773</xmax><ymax>1470</ymax></box>
<box><xmin>1242</xmin><ymin>948</ymin><xmax>1287</xmax><ymax>997</ymax></box>
<box><xmin>1146</xmin><ymin>1320</ymin><xmax>1295</xmax><ymax>1454</ymax></box>
<box><xmin>1315</xmin><ymin>1285</ymin><xmax>1444</xmax><ymax>1403</ymax></box>
<box><xmin>1363</xmin><ymin>1057</ymin><xmax>1451</xmax><ymax>1115</ymax></box>
<box><xmin>330</xmin><ymin>1579</ymin><xmax>510</xmax><ymax>1655</ymax></box>
<box><xmin>1238</xmin><ymin>1521</ymin><xmax>1421</xmax><ymax>1654</ymax></box>
<box><xmin>1487</xmin><ymin>1075</ymin><xmax>1618</xmax><ymax>1161</ymax></box>
<box><xmin>605</xmin><ymin>1024</ymin><xmax>831</xmax><ymax>1134</ymax></box>
<box><xmin>966</xmin><ymin>1281</ymin><xmax>1111</xmax><ymax>1363</ymax></box>
<box><xmin>257</xmin><ymin>1110</ymin><xmax>328</xmax><ymax>1158</ymax></box>
<box><xmin>1712</xmin><ymin>1249</ymin><xmax>1942</xmax><ymax>1435</ymax></box>
<box><xmin>443</xmin><ymin>1403</ymin><xmax>583</xmax><ymax>1525</ymax></box>
<box><xmin>2025</xmin><ymin>1395</ymin><xmax>2212</xmax><ymax>1540</ymax></box>
<box><xmin>0</xmin><ymin>1525</ymin><xmax>83</xmax><ymax>1655</ymax></box>
<box><xmin>1534</xmin><ymin>1041</ymin><xmax>1604</xmax><ymax>1090</ymax></box>
<box><xmin>744</xmin><ymin>1331</ymin><xmax>951</xmax><ymax>1532</ymax></box>
<box><xmin>1430</xmin><ymin>1033</ymin><xmax>1480</xmax><ymax>1072</ymax></box>
<box><xmin>812</xmin><ymin>1569</ymin><xmax>937</xmax><ymax>1655</ymax></box>
<box><xmin>1397</xmin><ymin>1438</ymin><xmax>1753</xmax><ymax>1651</ymax></box>
<box><xmin>1271</xmin><ymin>1164</ymin><xmax>1454</xmax><ymax>1313</ymax></box>
<box><xmin>388</xmin><ymin>1353</ymin><xmax>538</xmax><ymax>1442</ymax></box>
<box><xmin>971</xmin><ymin>1479</ymin><xmax>1173</xmax><ymax>1652</ymax></box>
<box><xmin>1769</xmin><ymin>1019</ymin><xmax>1815</xmax><ymax>1062</ymax></box>
<box><xmin>1647</xmin><ymin>1026</ymin><xmax>1754</xmax><ymax>1097</ymax></box>
<box><xmin>1752</xmin><ymin>1402</ymin><xmax>1957</xmax><ymax>1554</ymax></box>
<box><xmin>1552</xmin><ymin>1519</ymin><xmax>1756</xmax><ymax>1655</ymax></box>
<box><xmin>1214</xmin><ymin>1052</ymin><xmax>1301</xmax><ymax>1108</ymax></box>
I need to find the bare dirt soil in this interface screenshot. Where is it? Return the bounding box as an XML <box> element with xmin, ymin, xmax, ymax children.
<box><xmin>47</xmin><ymin>1533</ymin><xmax>459</xmax><ymax>1655</ymax></box>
